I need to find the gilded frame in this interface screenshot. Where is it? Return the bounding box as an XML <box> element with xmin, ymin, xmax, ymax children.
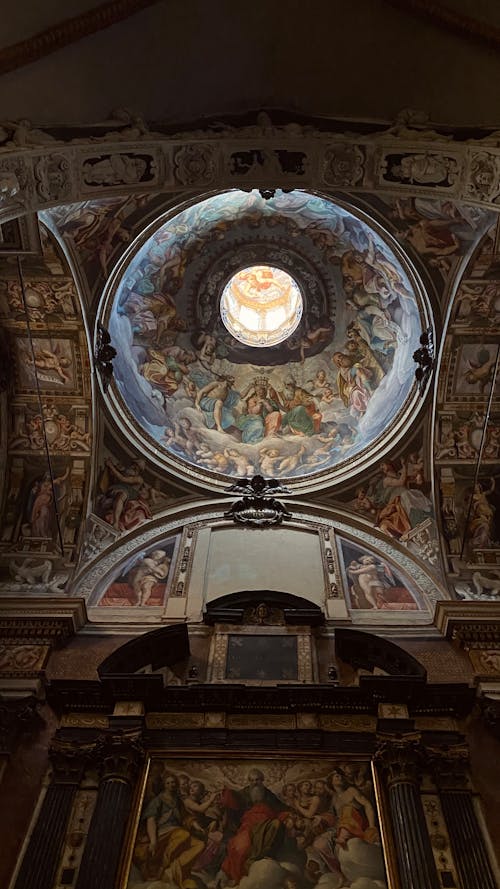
<box><xmin>118</xmin><ymin>749</ymin><xmax>399</xmax><ymax>889</ymax></box>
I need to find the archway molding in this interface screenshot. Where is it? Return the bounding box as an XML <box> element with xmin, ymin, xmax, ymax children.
<box><xmin>1</xmin><ymin>122</ymin><xmax>500</xmax><ymax>225</ymax></box>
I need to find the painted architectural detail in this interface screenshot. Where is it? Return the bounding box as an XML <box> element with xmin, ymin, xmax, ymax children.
<box><xmin>0</xmin><ymin>226</ymin><xmax>92</xmax><ymax>581</ymax></box>
<box><xmin>434</xmin><ymin>221</ymin><xmax>500</xmax><ymax>595</ymax></box>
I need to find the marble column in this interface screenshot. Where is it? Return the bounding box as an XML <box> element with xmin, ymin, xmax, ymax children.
<box><xmin>75</xmin><ymin>733</ymin><xmax>143</xmax><ymax>889</ymax></box>
<box><xmin>433</xmin><ymin>746</ymin><xmax>497</xmax><ymax>889</ymax></box>
<box><xmin>375</xmin><ymin>737</ymin><xmax>441</xmax><ymax>889</ymax></box>
<box><xmin>14</xmin><ymin>738</ymin><xmax>88</xmax><ymax>889</ymax></box>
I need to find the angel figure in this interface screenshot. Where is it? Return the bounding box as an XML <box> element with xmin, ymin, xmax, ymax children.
<box><xmin>30</xmin><ymin>345</ymin><xmax>72</xmax><ymax>385</ymax></box>
<box><xmin>25</xmin><ymin>466</ymin><xmax>70</xmax><ymax>539</ymax></box>
<box><xmin>467</xmin><ymin>479</ymin><xmax>496</xmax><ymax>549</ymax></box>
<box><xmin>463</xmin><ymin>347</ymin><xmax>497</xmax><ymax>394</ymax></box>
<box><xmin>97</xmin><ymin>458</ymin><xmax>153</xmax><ymax>531</ymax></box>
<box><xmin>126</xmin><ymin>549</ymin><xmax>171</xmax><ymax>606</ymax></box>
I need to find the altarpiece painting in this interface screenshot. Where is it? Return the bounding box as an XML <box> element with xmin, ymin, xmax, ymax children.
<box><xmin>124</xmin><ymin>756</ymin><xmax>388</xmax><ymax>889</ymax></box>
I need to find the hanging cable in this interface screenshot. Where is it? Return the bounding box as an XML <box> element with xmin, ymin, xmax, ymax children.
<box><xmin>17</xmin><ymin>256</ymin><xmax>66</xmax><ymax>557</ymax></box>
<box><xmin>460</xmin><ymin>344</ymin><xmax>500</xmax><ymax>560</ymax></box>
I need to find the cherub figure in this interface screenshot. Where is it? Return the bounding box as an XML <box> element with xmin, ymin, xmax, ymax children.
<box><xmin>224</xmin><ymin>448</ymin><xmax>254</xmax><ymax>476</ymax></box>
<box><xmin>31</xmin><ymin>347</ymin><xmax>71</xmax><ymax>384</ymax></box>
<box><xmin>259</xmin><ymin>447</ymin><xmax>283</xmax><ymax>476</ymax></box>
<box><xmin>126</xmin><ymin>549</ymin><xmax>171</xmax><ymax>605</ymax></box>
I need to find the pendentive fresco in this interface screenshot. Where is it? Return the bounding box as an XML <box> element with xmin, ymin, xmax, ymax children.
<box><xmin>0</xmin><ymin>178</ymin><xmax>496</xmax><ymax>603</ymax></box>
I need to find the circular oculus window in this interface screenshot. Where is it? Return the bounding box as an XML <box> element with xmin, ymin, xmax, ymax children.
<box><xmin>220</xmin><ymin>264</ymin><xmax>303</xmax><ymax>347</ymax></box>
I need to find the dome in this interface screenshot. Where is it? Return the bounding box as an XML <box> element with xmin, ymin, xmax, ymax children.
<box><xmin>220</xmin><ymin>265</ymin><xmax>303</xmax><ymax>348</ymax></box>
<box><xmin>102</xmin><ymin>189</ymin><xmax>430</xmax><ymax>491</ymax></box>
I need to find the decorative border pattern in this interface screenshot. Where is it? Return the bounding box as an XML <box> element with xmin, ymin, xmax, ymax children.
<box><xmin>3</xmin><ymin>126</ymin><xmax>500</xmax><ymax>224</ymax></box>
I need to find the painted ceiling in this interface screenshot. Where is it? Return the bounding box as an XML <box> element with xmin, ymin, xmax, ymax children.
<box><xmin>101</xmin><ymin>189</ymin><xmax>428</xmax><ymax>489</ymax></box>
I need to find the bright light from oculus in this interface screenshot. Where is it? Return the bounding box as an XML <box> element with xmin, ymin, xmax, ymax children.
<box><xmin>220</xmin><ymin>265</ymin><xmax>303</xmax><ymax>347</ymax></box>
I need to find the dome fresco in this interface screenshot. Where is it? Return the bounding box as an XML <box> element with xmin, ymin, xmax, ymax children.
<box><xmin>104</xmin><ymin>190</ymin><xmax>428</xmax><ymax>488</ymax></box>
<box><xmin>220</xmin><ymin>265</ymin><xmax>303</xmax><ymax>347</ymax></box>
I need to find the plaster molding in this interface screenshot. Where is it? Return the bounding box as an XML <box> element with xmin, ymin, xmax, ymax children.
<box><xmin>0</xmin><ymin>596</ymin><xmax>87</xmax><ymax>644</ymax></box>
<box><xmin>434</xmin><ymin>601</ymin><xmax>500</xmax><ymax>647</ymax></box>
<box><xmin>2</xmin><ymin>125</ymin><xmax>500</xmax><ymax>222</ymax></box>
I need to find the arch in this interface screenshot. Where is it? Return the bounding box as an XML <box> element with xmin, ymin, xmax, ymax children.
<box><xmin>97</xmin><ymin>622</ymin><xmax>189</xmax><ymax>676</ymax></box>
<box><xmin>204</xmin><ymin>589</ymin><xmax>324</xmax><ymax>625</ymax></box>
<box><xmin>334</xmin><ymin>627</ymin><xmax>427</xmax><ymax>679</ymax></box>
<box><xmin>1</xmin><ymin>125</ymin><xmax>500</xmax><ymax>225</ymax></box>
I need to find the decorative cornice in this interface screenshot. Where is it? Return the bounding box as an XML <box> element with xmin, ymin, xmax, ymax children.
<box><xmin>2</xmin><ymin>119</ymin><xmax>500</xmax><ymax>224</ymax></box>
<box><xmin>47</xmin><ymin>676</ymin><xmax>476</xmax><ymax>719</ymax></box>
<box><xmin>434</xmin><ymin>602</ymin><xmax>500</xmax><ymax>649</ymax></box>
<box><xmin>0</xmin><ymin>0</ymin><xmax>164</xmax><ymax>76</ymax></box>
<box><xmin>0</xmin><ymin>597</ymin><xmax>87</xmax><ymax>645</ymax></box>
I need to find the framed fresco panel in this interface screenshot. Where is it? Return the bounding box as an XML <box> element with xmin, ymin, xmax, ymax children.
<box><xmin>337</xmin><ymin>537</ymin><xmax>426</xmax><ymax>617</ymax></box>
<box><xmin>121</xmin><ymin>755</ymin><xmax>391</xmax><ymax>889</ymax></box>
<box><xmin>91</xmin><ymin>534</ymin><xmax>180</xmax><ymax>607</ymax></box>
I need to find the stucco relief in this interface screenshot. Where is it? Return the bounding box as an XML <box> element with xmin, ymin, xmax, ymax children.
<box><xmin>3</xmin><ymin>113</ymin><xmax>500</xmax><ymax>223</ymax></box>
<box><xmin>80</xmin><ymin>151</ymin><xmax>160</xmax><ymax>191</ymax></box>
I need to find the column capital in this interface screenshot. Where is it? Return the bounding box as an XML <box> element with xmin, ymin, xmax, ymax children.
<box><xmin>49</xmin><ymin>736</ymin><xmax>92</xmax><ymax>784</ymax></box>
<box><xmin>429</xmin><ymin>744</ymin><xmax>471</xmax><ymax>791</ymax></box>
<box><xmin>95</xmin><ymin>730</ymin><xmax>144</xmax><ymax>784</ymax></box>
<box><xmin>374</xmin><ymin>733</ymin><xmax>424</xmax><ymax>786</ymax></box>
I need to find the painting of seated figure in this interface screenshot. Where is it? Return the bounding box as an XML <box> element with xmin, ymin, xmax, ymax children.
<box><xmin>94</xmin><ymin>535</ymin><xmax>179</xmax><ymax>607</ymax></box>
<box><xmin>338</xmin><ymin>537</ymin><xmax>423</xmax><ymax>612</ymax></box>
<box><xmin>124</xmin><ymin>756</ymin><xmax>389</xmax><ymax>889</ymax></box>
